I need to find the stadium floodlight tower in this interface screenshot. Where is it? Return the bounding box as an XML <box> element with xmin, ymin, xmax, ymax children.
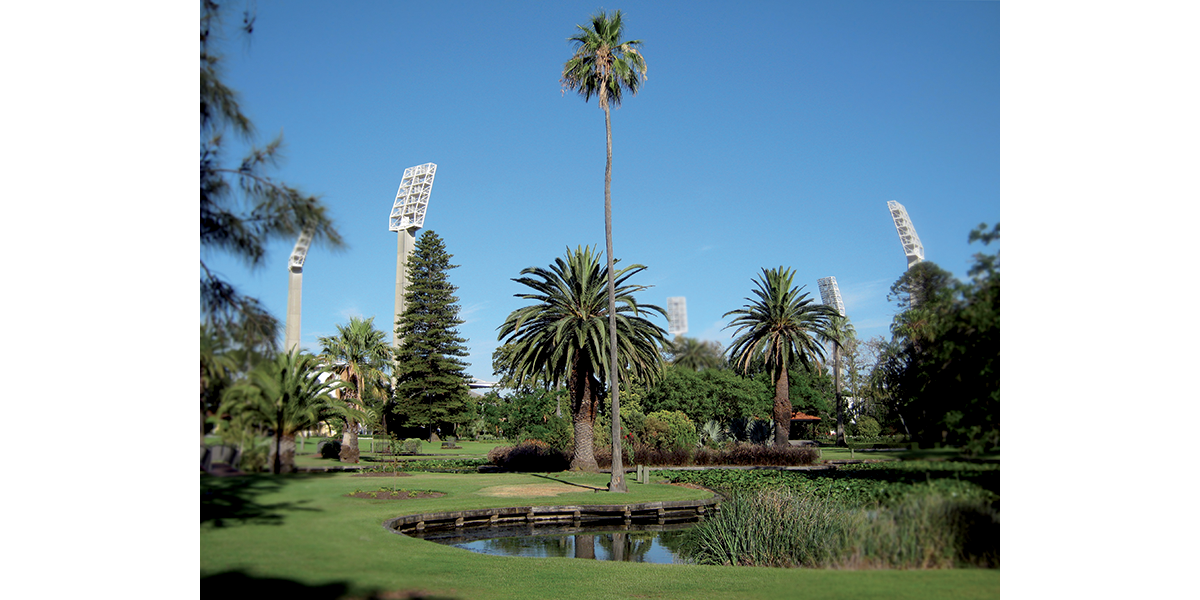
<box><xmin>389</xmin><ymin>162</ymin><xmax>437</xmax><ymax>348</ymax></box>
<box><xmin>817</xmin><ymin>276</ymin><xmax>846</xmax><ymax>319</ymax></box>
<box><xmin>284</xmin><ymin>225</ymin><xmax>316</xmax><ymax>352</ymax></box>
<box><xmin>887</xmin><ymin>200</ymin><xmax>925</xmax><ymax>270</ymax></box>
<box><xmin>667</xmin><ymin>297</ymin><xmax>688</xmax><ymax>338</ymax></box>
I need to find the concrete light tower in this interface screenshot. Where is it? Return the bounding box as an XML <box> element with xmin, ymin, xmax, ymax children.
<box><xmin>817</xmin><ymin>277</ymin><xmax>845</xmax><ymax>319</ymax></box>
<box><xmin>887</xmin><ymin>200</ymin><xmax>924</xmax><ymax>270</ymax></box>
<box><xmin>284</xmin><ymin>225</ymin><xmax>315</xmax><ymax>352</ymax></box>
<box><xmin>667</xmin><ymin>297</ymin><xmax>688</xmax><ymax>338</ymax></box>
<box><xmin>390</xmin><ymin>163</ymin><xmax>437</xmax><ymax>348</ymax></box>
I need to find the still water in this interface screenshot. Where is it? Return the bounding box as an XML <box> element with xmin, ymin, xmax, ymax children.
<box><xmin>419</xmin><ymin>523</ymin><xmax>696</xmax><ymax>564</ymax></box>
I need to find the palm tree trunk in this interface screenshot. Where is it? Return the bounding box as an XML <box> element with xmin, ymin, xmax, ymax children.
<box><xmin>570</xmin><ymin>359</ymin><xmax>600</xmax><ymax>472</ymax></box>
<box><xmin>602</xmin><ymin>95</ymin><xmax>628</xmax><ymax>493</ymax></box>
<box><xmin>773</xmin><ymin>363</ymin><xmax>791</xmax><ymax>447</ymax></box>
<box><xmin>835</xmin><ymin>344</ymin><xmax>846</xmax><ymax>447</ymax></box>
<box><xmin>339</xmin><ymin>375</ymin><xmax>360</xmax><ymax>463</ymax></box>
<box><xmin>269</xmin><ymin>432</ymin><xmax>297</xmax><ymax>474</ymax></box>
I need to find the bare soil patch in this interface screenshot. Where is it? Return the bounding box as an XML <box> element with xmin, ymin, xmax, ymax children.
<box><xmin>477</xmin><ymin>483</ymin><xmax>584</xmax><ymax>498</ymax></box>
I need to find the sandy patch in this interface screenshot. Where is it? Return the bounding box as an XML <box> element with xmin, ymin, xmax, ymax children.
<box><xmin>478</xmin><ymin>483</ymin><xmax>584</xmax><ymax>498</ymax></box>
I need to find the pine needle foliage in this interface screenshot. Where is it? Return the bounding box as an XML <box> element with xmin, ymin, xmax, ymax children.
<box><xmin>199</xmin><ymin>0</ymin><xmax>342</xmax><ymax>347</ymax></box>
<box><xmin>391</xmin><ymin>231</ymin><xmax>473</xmax><ymax>437</ymax></box>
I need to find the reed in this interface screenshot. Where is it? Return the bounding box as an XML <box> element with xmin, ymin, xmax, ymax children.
<box><xmin>683</xmin><ymin>488</ymin><xmax>998</xmax><ymax>569</ymax></box>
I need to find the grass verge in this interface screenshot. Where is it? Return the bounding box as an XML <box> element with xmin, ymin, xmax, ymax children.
<box><xmin>201</xmin><ymin>470</ymin><xmax>997</xmax><ymax>600</ymax></box>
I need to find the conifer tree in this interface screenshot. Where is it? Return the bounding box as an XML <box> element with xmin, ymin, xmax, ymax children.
<box><xmin>391</xmin><ymin>231</ymin><xmax>473</xmax><ymax>440</ymax></box>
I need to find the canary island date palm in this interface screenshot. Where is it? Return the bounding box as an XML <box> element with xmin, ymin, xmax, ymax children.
<box><xmin>218</xmin><ymin>349</ymin><xmax>356</xmax><ymax>474</ymax></box>
<box><xmin>725</xmin><ymin>267</ymin><xmax>837</xmax><ymax>446</ymax></box>
<box><xmin>561</xmin><ymin>9</ymin><xmax>647</xmax><ymax>492</ymax></box>
<box><xmin>318</xmin><ymin>316</ymin><xmax>391</xmax><ymax>463</ymax></box>
<box><xmin>498</xmin><ymin>246</ymin><xmax>667</xmax><ymax>474</ymax></box>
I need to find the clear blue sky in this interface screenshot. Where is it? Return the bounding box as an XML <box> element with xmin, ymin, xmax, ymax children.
<box><xmin>203</xmin><ymin>0</ymin><xmax>1000</xmax><ymax>381</ymax></box>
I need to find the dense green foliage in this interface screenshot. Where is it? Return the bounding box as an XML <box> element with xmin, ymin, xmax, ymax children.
<box><xmin>642</xmin><ymin>410</ymin><xmax>699</xmax><ymax>450</ymax></box>
<box><xmin>641</xmin><ymin>366</ymin><xmax>772</xmax><ymax>425</ymax></box>
<box><xmin>875</xmin><ymin>224</ymin><xmax>1000</xmax><ymax>454</ymax></box>
<box><xmin>664</xmin><ymin>461</ymin><xmax>998</xmax><ymax>508</ymax></box>
<box><xmin>391</xmin><ymin>231</ymin><xmax>474</xmax><ymax>439</ymax></box>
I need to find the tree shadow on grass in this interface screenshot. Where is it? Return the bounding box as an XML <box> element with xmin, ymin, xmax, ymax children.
<box><xmin>201</xmin><ymin>570</ymin><xmax>460</xmax><ymax>600</ymax></box>
<box><xmin>201</xmin><ymin>473</ymin><xmax>332</xmax><ymax>528</ymax></box>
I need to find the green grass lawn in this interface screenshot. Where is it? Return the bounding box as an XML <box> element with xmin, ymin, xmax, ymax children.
<box><xmin>201</xmin><ymin>469</ymin><xmax>998</xmax><ymax>600</ymax></box>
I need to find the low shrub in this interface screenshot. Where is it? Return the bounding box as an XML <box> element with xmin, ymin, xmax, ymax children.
<box><xmin>401</xmin><ymin>439</ymin><xmax>423</xmax><ymax>455</ymax></box>
<box><xmin>318</xmin><ymin>440</ymin><xmax>342</xmax><ymax>459</ymax></box>
<box><xmin>487</xmin><ymin>440</ymin><xmax>570</xmax><ymax>472</ymax></box>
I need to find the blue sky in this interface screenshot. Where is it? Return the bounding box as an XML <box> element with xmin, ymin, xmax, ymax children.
<box><xmin>202</xmin><ymin>0</ymin><xmax>999</xmax><ymax>381</ymax></box>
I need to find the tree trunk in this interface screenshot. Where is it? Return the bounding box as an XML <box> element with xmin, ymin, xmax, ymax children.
<box><xmin>340</xmin><ymin>417</ymin><xmax>360</xmax><ymax>463</ymax></box>
<box><xmin>570</xmin><ymin>360</ymin><xmax>601</xmax><ymax>472</ymax></box>
<box><xmin>602</xmin><ymin>93</ymin><xmax>627</xmax><ymax>493</ymax></box>
<box><xmin>834</xmin><ymin>344</ymin><xmax>846</xmax><ymax>447</ymax></box>
<box><xmin>773</xmin><ymin>363</ymin><xmax>791</xmax><ymax>447</ymax></box>
<box><xmin>338</xmin><ymin>374</ymin><xmax>360</xmax><ymax>463</ymax></box>
<box><xmin>269</xmin><ymin>429</ymin><xmax>297</xmax><ymax>474</ymax></box>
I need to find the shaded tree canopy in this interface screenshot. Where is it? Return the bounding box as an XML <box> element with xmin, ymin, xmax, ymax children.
<box><xmin>880</xmin><ymin>224</ymin><xmax>1000</xmax><ymax>454</ymax></box>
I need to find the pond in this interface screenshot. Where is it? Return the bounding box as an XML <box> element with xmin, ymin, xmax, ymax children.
<box><xmin>411</xmin><ymin>520</ymin><xmax>697</xmax><ymax>564</ymax></box>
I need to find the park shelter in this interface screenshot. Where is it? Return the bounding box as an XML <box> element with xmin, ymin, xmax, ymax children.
<box><xmin>789</xmin><ymin>410</ymin><xmax>821</xmax><ymax>439</ymax></box>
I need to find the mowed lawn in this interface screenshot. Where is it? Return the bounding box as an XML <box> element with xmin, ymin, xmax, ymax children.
<box><xmin>201</xmin><ymin>470</ymin><xmax>998</xmax><ymax>600</ymax></box>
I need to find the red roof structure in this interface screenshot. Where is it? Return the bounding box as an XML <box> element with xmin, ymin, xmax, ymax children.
<box><xmin>789</xmin><ymin>411</ymin><xmax>821</xmax><ymax>422</ymax></box>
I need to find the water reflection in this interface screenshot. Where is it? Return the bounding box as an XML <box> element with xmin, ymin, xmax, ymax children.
<box><xmin>452</xmin><ymin>529</ymin><xmax>693</xmax><ymax>564</ymax></box>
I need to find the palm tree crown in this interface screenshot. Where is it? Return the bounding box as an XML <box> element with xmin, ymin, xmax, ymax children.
<box><xmin>318</xmin><ymin>316</ymin><xmax>391</xmax><ymax>462</ymax></box>
<box><xmin>724</xmin><ymin>267</ymin><xmax>837</xmax><ymax>445</ymax></box>
<box><xmin>219</xmin><ymin>349</ymin><xmax>350</xmax><ymax>473</ymax></box>
<box><xmin>561</xmin><ymin>10</ymin><xmax>647</xmax><ymax>111</ymax></box>
<box><xmin>498</xmin><ymin>246</ymin><xmax>667</xmax><ymax>471</ymax></box>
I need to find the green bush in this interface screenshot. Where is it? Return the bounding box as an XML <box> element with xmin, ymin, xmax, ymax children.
<box><xmin>401</xmin><ymin>438</ymin><xmax>423</xmax><ymax>455</ymax></box>
<box><xmin>643</xmin><ymin>410</ymin><xmax>698</xmax><ymax>450</ymax></box>
<box><xmin>852</xmin><ymin>416</ymin><xmax>881</xmax><ymax>438</ymax></box>
<box><xmin>318</xmin><ymin>440</ymin><xmax>342</xmax><ymax>459</ymax></box>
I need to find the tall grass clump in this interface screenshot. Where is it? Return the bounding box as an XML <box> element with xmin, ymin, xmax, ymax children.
<box><xmin>685</xmin><ymin>489</ymin><xmax>849</xmax><ymax>567</ymax></box>
<box><xmin>683</xmin><ymin>488</ymin><xmax>999</xmax><ymax>569</ymax></box>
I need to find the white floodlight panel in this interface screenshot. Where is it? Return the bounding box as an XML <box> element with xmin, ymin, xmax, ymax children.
<box><xmin>389</xmin><ymin>163</ymin><xmax>437</xmax><ymax>231</ymax></box>
<box><xmin>817</xmin><ymin>276</ymin><xmax>846</xmax><ymax>318</ymax></box>
<box><xmin>667</xmin><ymin>297</ymin><xmax>688</xmax><ymax>337</ymax></box>
<box><xmin>288</xmin><ymin>225</ymin><xmax>315</xmax><ymax>269</ymax></box>
<box><xmin>887</xmin><ymin>200</ymin><xmax>925</xmax><ymax>264</ymax></box>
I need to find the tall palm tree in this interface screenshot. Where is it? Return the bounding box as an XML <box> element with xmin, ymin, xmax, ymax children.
<box><xmin>725</xmin><ymin>267</ymin><xmax>837</xmax><ymax>446</ymax></box>
<box><xmin>498</xmin><ymin>246</ymin><xmax>667</xmax><ymax>474</ymax></box>
<box><xmin>318</xmin><ymin>317</ymin><xmax>391</xmax><ymax>463</ymax></box>
<box><xmin>562</xmin><ymin>9</ymin><xmax>647</xmax><ymax>492</ymax></box>
<box><xmin>219</xmin><ymin>349</ymin><xmax>352</xmax><ymax>474</ymax></box>
<box><xmin>823</xmin><ymin>315</ymin><xmax>857</xmax><ymax>446</ymax></box>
